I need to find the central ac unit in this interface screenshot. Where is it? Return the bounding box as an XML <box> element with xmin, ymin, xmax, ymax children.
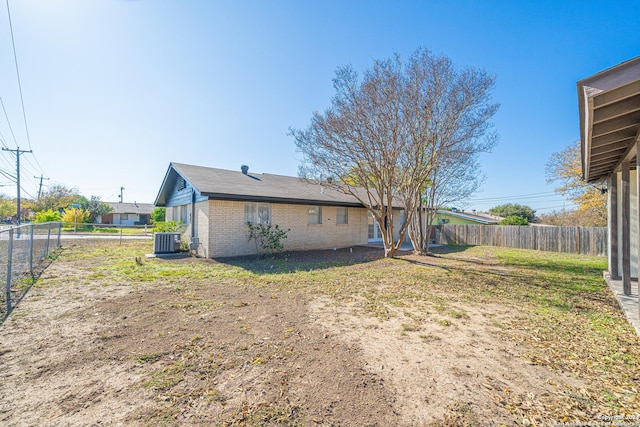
<box><xmin>154</xmin><ymin>232</ymin><xmax>181</xmax><ymax>254</ymax></box>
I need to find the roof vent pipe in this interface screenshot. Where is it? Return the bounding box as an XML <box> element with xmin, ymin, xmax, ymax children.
<box><xmin>241</xmin><ymin>165</ymin><xmax>249</xmax><ymax>175</ymax></box>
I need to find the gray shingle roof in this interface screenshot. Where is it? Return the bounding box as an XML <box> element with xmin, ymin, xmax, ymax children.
<box><xmin>106</xmin><ymin>202</ymin><xmax>155</xmax><ymax>215</ymax></box>
<box><xmin>156</xmin><ymin>162</ymin><xmax>378</xmax><ymax>207</ymax></box>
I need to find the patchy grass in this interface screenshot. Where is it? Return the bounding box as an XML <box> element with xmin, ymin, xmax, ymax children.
<box><xmin>21</xmin><ymin>240</ymin><xmax>640</xmax><ymax>424</ymax></box>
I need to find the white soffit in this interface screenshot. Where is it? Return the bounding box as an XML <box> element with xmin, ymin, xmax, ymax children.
<box><xmin>579</xmin><ymin>57</ymin><xmax>640</xmax><ymax>183</ymax></box>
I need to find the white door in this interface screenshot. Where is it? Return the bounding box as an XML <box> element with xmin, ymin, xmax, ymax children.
<box><xmin>368</xmin><ymin>212</ymin><xmax>382</xmax><ymax>242</ymax></box>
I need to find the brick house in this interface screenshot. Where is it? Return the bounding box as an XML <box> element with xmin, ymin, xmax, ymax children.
<box><xmin>99</xmin><ymin>202</ymin><xmax>155</xmax><ymax>225</ymax></box>
<box><xmin>154</xmin><ymin>162</ymin><xmax>405</xmax><ymax>258</ymax></box>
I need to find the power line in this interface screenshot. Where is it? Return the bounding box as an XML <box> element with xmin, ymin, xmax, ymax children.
<box><xmin>470</xmin><ymin>199</ymin><xmax>568</xmax><ymax>208</ymax></box>
<box><xmin>19</xmin><ymin>185</ymin><xmax>34</xmax><ymax>200</ymax></box>
<box><xmin>0</xmin><ymin>151</ymin><xmax>14</xmax><ymax>171</ymax></box>
<box><xmin>3</xmin><ymin>1</ymin><xmax>47</xmax><ymax>178</ymax></box>
<box><xmin>535</xmin><ymin>205</ymin><xmax>575</xmax><ymax>212</ymax></box>
<box><xmin>22</xmin><ymin>154</ymin><xmax>41</xmax><ymax>177</ymax></box>
<box><xmin>0</xmin><ymin>96</ymin><xmax>18</xmax><ymax>147</ymax></box>
<box><xmin>5</xmin><ymin>0</ymin><xmax>32</xmax><ymax>151</ymax></box>
<box><xmin>468</xmin><ymin>191</ymin><xmax>558</xmax><ymax>202</ymax></box>
<box><xmin>0</xmin><ymin>168</ymin><xmax>15</xmax><ymax>181</ymax></box>
<box><xmin>0</xmin><ymin>120</ymin><xmax>10</xmax><ymax>149</ymax></box>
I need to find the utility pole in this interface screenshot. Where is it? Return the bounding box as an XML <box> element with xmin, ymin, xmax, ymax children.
<box><xmin>118</xmin><ymin>187</ymin><xmax>125</xmax><ymax>203</ymax></box>
<box><xmin>3</xmin><ymin>147</ymin><xmax>32</xmax><ymax>224</ymax></box>
<box><xmin>34</xmin><ymin>174</ymin><xmax>49</xmax><ymax>200</ymax></box>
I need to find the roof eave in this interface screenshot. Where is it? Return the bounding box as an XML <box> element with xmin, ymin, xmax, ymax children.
<box><xmin>153</xmin><ymin>163</ymin><xmax>175</xmax><ymax>206</ymax></box>
<box><xmin>155</xmin><ymin>162</ymin><xmax>199</xmax><ymax>206</ymax></box>
<box><xmin>200</xmin><ymin>192</ymin><xmax>365</xmax><ymax>207</ymax></box>
<box><xmin>577</xmin><ymin>80</ymin><xmax>590</xmax><ymax>181</ymax></box>
<box><xmin>578</xmin><ymin>56</ymin><xmax>640</xmax><ymax>183</ymax></box>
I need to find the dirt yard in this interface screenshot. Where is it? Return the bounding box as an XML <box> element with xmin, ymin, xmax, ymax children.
<box><xmin>0</xmin><ymin>240</ymin><xmax>638</xmax><ymax>426</ymax></box>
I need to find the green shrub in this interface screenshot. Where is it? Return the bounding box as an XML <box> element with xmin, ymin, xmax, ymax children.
<box><xmin>151</xmin><ymin>207</ymin><xmax>166</xmax><ymax>224</ymax></box>
<box><xmin>499</xmin><ymin>215</ymin><xmax>529</xmax><ymax>226</ymax></box>
<box><xmin>153</xmin><ymin>220</ymin><xmax>184</xmax><ymax>233</ymax></box>
<box><xmin>247</xmin><ymin>223</ymin><xmax>290</xmax><ymax>257</ymax></box>
<box><xmin>34</xmin><ymin>209</ymin><xmax>61</xmax><ymax>223</ymax></box>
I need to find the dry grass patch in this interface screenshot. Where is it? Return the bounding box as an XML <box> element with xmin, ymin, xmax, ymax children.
<box><xmin>0</xmin><ymin>240</ymin><xmax>637</xmax><ymax>426</ymax></box>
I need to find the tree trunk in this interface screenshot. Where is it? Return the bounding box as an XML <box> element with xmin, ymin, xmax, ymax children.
<box><xmin>424</xmin><ymin>225</ymin><xmax>433</xmax><ymax>254</ymax></box>
<box><xmin>408</xmin><ymin>203</ymin><xmax>428</xmax><ymax>255</ymax></box>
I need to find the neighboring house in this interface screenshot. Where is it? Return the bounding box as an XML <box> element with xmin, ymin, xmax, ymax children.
<box><xmin>434</xmin><ymin>209</ymin><xmax>501</xmax><ymax>225</ymax></box>
<box><xmin>154</xmin><ymin>162</ymin><xmax>406</xmax><ymax>258</ymax></box>
<box><xmin>99</xmin><ymin>202</ymin><xmax>154</xmax><ymax>225</ymax></box>
<box><xmin>578</xmin><ymin>56</ymin><xmax>640</xmax><ymax>296</ymax></box>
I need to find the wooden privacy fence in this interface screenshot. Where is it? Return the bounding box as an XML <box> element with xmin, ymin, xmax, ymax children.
<box><xmin>437</xmin><ymin>224</ymin><xmax>607</xmax><ymax>257</ymax></box>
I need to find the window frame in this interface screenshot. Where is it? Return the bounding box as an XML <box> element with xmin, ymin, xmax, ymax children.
<box><xmin>180</xmin><ymin>205</ymin><xmax>188</xmax><ymax>224</ymax></box>
<box><xmin>307</xmin><ymin>206</ymin><xmax>322</xmax><ymax>225</ymax></box>
<box><xmin>336</xmin><ymin>207</ymin><xmax>348</xmax><ymax>225</ymax></box>
<box><xmin>244</xmin><ymin>202</ymin><xmax>271</xmax><ymax>225</ymax></box>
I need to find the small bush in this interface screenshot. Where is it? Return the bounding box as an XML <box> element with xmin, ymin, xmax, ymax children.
<box><xmin>499</xmin><ymin>215</ymin><xmax>529</xmax><ymax>226</ymax></box>
<box><xmin>153</xmin><ymin>221</ymin><xmax>184</xmax><ymax>233</ymax></box>
<box><xmin>34</xmin><ymin>209</ymin><xmax>61</xmax><ymax>223</ymax></box>
<box><xmin>247</xmin><ymin>223</ymin><xmax>290</xmax><ymax>257</ymax></box>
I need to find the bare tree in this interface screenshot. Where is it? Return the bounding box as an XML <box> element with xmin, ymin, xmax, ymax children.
<box><xmin>291</xmin><ymin>55</ymin><xmax>410</xmax><ymax>257</ymax></box>
<box><xmin>291</xmin><ymin>48</ymin><xmax>498</xmax><ymax>257</ymax></box>
<box><xmin>410</xmin><ymin>142</ymin><xmax>488</xmax><ymax>254</ymax></box>
<box><xmin>403</xmin><ymin>52</ymin><xmax>498</xmax><ymax>254</ymax></box>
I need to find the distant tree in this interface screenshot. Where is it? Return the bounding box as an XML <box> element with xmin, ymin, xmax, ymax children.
<box><xmin>61</xmin><ymin>207</ymin><xmax>90</xmax><ymax>224</ymax></box>
<box><xmin>291</xmin><ymin>47</ymin><xmax>498</xmax><ymax>257</ymax></box>
<box><xmin>78</xmin><ymin>195</ymin><xmax>113</xmax><ymax>223</ymax></box>
<box><xmin>499</xmin><ymin>215</ymin><xmax>529</xmax><ymax>225</ymax></box>
<box><xmin>546</xmin><ymin>140</ymin><xmax>606</xmax><ymax>227</ymax></box>
<box><xmin>0</xmin><ymin>195</ymin><xmax>16</xmax><ymax>220</ymax></box>
<box><xmin>488</xmin><ymin>203</ymin><xmax>536</xmax><ymax>223</ymax></box>
<box><xmin>538</xmin><ymin>209</ymin><xmax>605</xmax><ymax>227</ymax></box>
<box><xmin>34</xmin><ymin>209</ymin><xmax>62</xmax><ymax>223</ymax></box>
<box><xmin>151</xmin><ymin>207</ymin><xmax>166</xmax><ymax>224</ymax></box>
<box><xmin>32</xmin><ymin>184</ymin><xmax>81</xmax><ymax>212</ymax></box>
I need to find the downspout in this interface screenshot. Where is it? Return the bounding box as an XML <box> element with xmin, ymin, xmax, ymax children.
<box><xmin>191</xmin><ymin>189</ymin><xmax>196</xmax><ymax>238</ymax></box>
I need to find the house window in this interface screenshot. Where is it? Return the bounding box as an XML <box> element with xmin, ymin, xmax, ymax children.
<box><xmin>245</xmin><ymin>203</ymin><xmax>270</xmax><ymax>225</ymax></box>
<box><xmin>308</xmin><ymin>206</ymin><xmax>322</xmax><ymax>224</ymax></box>
<box><xmin>336</xmin><ymin>207</ymin><xmax>348</xmax><ymax>224</ymax></box>
<box><xmin>181</xmin><ymin>205</ymin><xmax>188</xmax><ymax>224</ymax></box>
<box><xmin>120</xmin><ymin>214</ymin><xmax>129</xmax><ymax>222</ymax></box>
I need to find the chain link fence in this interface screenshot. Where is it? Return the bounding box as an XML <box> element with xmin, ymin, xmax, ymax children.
<box><xmin>0</xmin><ymin>222</ymin><xmax>62</xmax><ymax>322</ymax></box>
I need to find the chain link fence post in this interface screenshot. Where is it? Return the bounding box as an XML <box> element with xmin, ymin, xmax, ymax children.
<box><xmin>45</xmin><ymin>222</ymin><xmax>51</xmax><ymax>257</ymax></box>
<box><xmin>29</xmin><ymin>224</ymin><xmax>34</xmax><ymax>277</ymax></box>
<box><xmin>5</xmin><ymin>228</ymin><xmax>14</xmax><ymax>318</ymax></box>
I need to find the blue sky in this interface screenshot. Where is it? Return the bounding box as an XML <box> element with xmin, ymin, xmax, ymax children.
<box><xmin>0</xmin><ymin>0</ymin><xmax>638</xmax><ymax>213</ymax></box>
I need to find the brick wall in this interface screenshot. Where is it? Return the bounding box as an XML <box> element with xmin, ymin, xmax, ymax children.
<box><xmin>193</xmin><ymin>201</ymin><xmax>209</xmax><ymax>258</ymax></box>
<box><xmin>204</xmin><ymin>200</ymin><xmax>368</xmax><ymax>258</ymax></box>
